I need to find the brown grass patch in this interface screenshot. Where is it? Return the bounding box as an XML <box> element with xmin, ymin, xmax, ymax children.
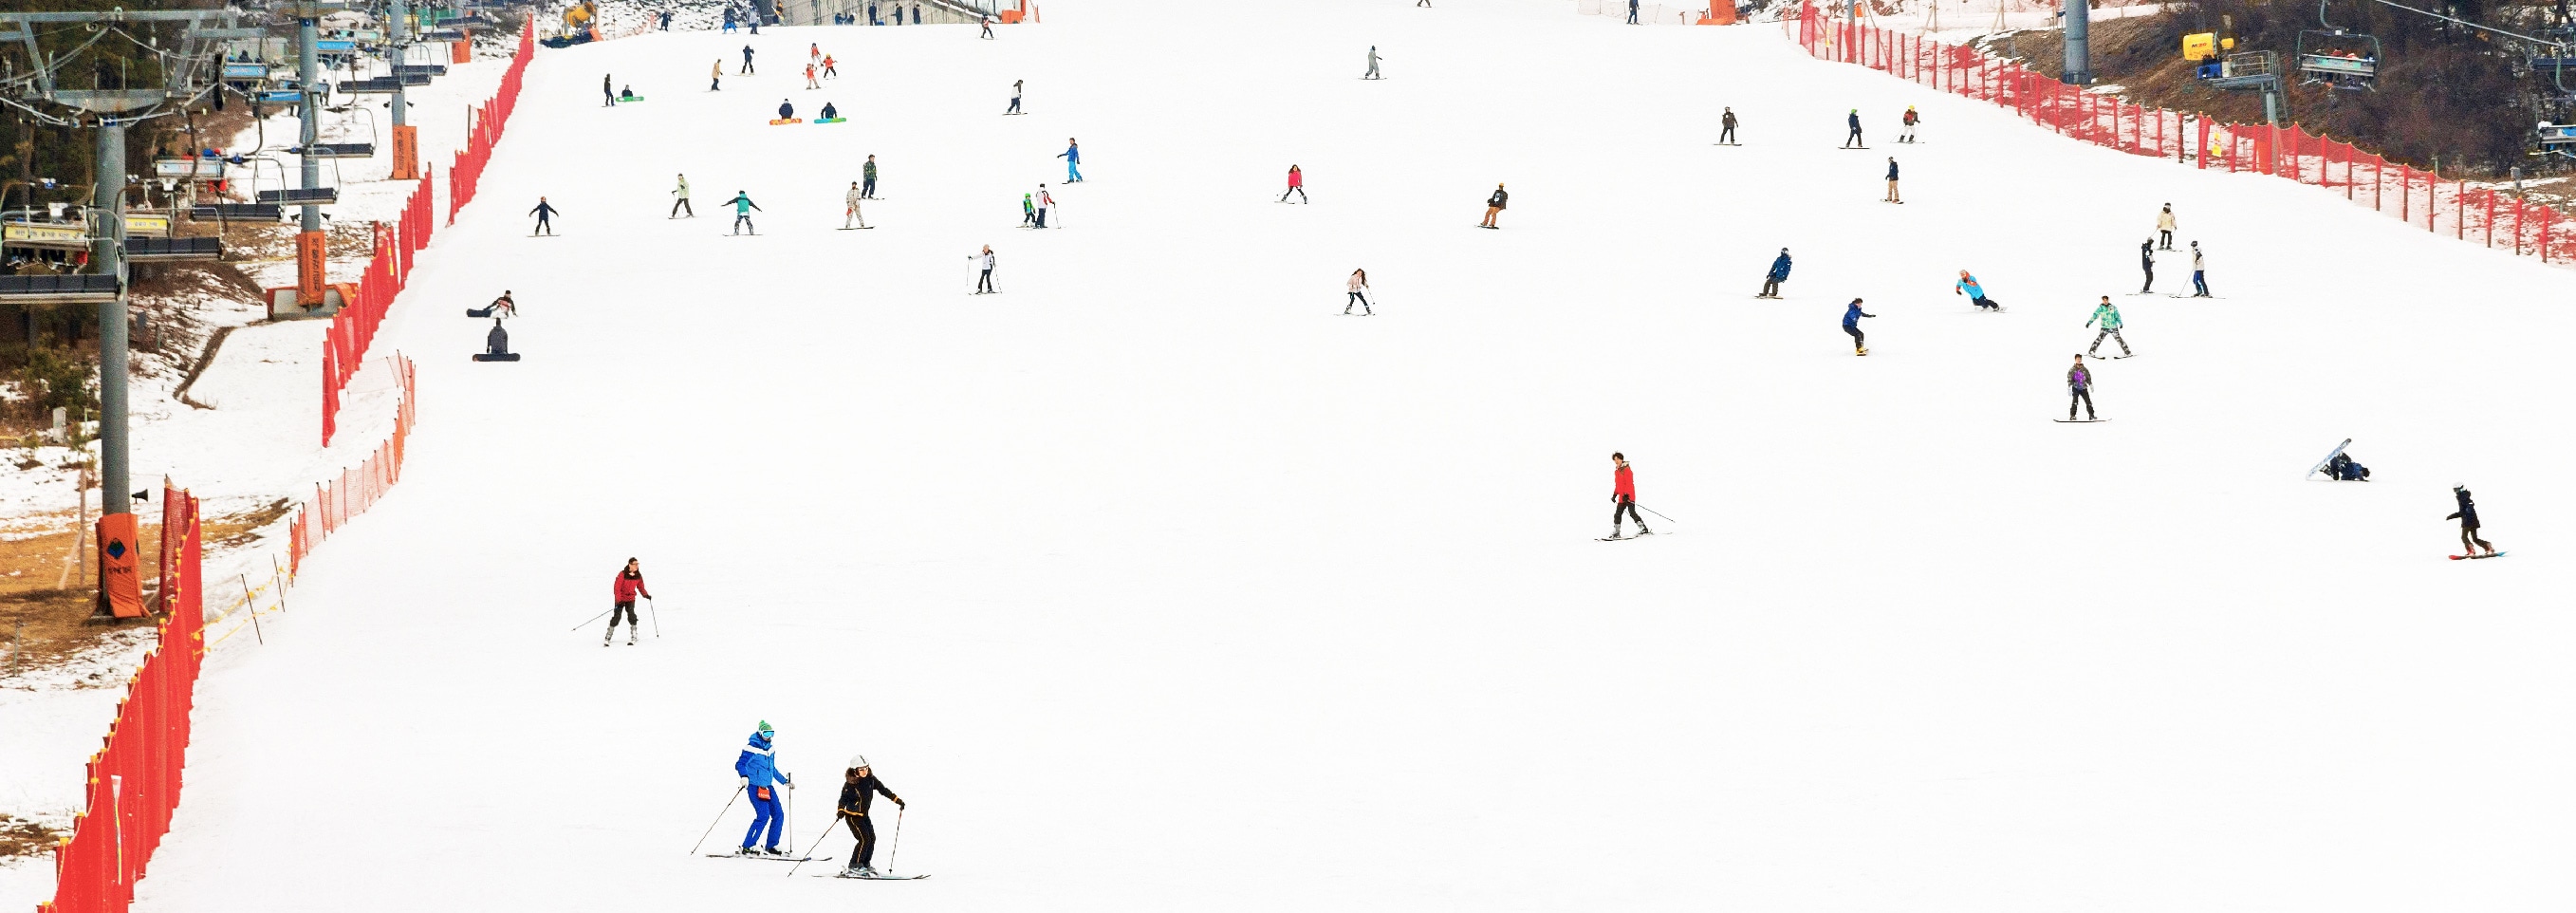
<box><xmin>0</xmin><ymin>815</ymin><xmax>63</xmax><ymax>861</ymax></box>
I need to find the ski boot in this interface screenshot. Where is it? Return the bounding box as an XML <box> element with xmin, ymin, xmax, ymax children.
<box><xmin>762</xmin><ymin>847</ymin><xmax>789</xmax><ymax>857</ymax></box>
<box><xmin>602</xmin><ymin>630</ymin><xmax>614</xmax><ymax>646</ymax></box>
<box><xmin>627</xmin><ymin>634</ymin><xmax>639</xmax><ymax>645</ymax></box>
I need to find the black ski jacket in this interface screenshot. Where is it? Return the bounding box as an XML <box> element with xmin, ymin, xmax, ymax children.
<box><xmin>2448</xmin><ymin>491</ymin><xmax>2481</xmax><ymax>528</ymax></box>
<box><xmin>838</xmin><ymin>775</ymin><xmax>901</xmax><ymax>816</ymax></box>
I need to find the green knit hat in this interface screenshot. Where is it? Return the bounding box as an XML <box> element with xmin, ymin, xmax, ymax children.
<box><xmin>756</xmin><ymin>719</ymin><xmax>773</xmax><ymax>734</ymax></box>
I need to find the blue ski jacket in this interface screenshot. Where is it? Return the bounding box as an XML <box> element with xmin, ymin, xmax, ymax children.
<box><xmin>735</xmin><ymin>733</ymin><xmax>787</xmax><ymax>788</ymax></box>
<box><xmin>1843</xmin><ymin>303</ymin><xmax>1872</xmax><ymax>328</ymax></box>
<box><xmin>1767</xmin><ymin>253</ymin><xmax>1792</xmax><ymax>282</ymax></box>
<box><xmin>1955</xmin><ymin>276</ymin><xmax>1983</xmax><ymax>298</ymax></box>
<box><xmin>1848</xmin><ymin>111</ymin><xmax>1861</xmax><ymax>130</ymax></box>
<box><xmin>1057</xmin><ymin>144</ymin><xmax>1080</xmax><ymax>163</ymax></box>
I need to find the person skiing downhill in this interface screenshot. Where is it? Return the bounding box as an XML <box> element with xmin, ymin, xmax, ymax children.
<box><xmin>1034</xmin><ymin>185</ymin><xmax>1055</xmax><ymax>228</ymax></box>
<box><xmin>1609</xmin><ymin>452</ymin><xmax>1651</xmax><ymax>539</ymax></box>
<box><xmin>606</xmin><ymin>558</ymin><xmax>652</xmax><ymax>646</ymax></box>
<box><xmin>1056</xmin><ymin>139</ymin><xmax>1083</xmax><ymax>181</ymax></box>
<box><xmin>741</xmin><ymin>45</ymin><xmax>756</xmax><ymax>75</ymax></box>
<box><xmin>2189</xmin><ymin>241</ymin><xmax>2210</xmax><ymax>296</ymax></box>
<box><xmin>1280</xmin><ymin>164</ymin><xmax>1307</xmax><ymax>203</ymax></box>
<box><xmin>2447</xmin><ymin>485</ymin><xmax>2499</xmax><ymax>557</ymax></box>
<box><xmin>711</xmin><ymin>60</ymin><xmax>723</xmax><ymax>91</ymax></box>
<box><xmin>2138</xmin><ymin>239</ymin><xmax>2156</xmax><ymax>292</ymax></box>
<box><xmin>671</xmin><ymin>175</ymin><xmax>694</xmax><ymax>217</ymax></box>
<box><xmin>1759</xmin><ymin>248</ymin><xmax>1791</xmax><ymax>298</ymax></box>
<box><xmin>808</xmin><ymin>42</ymin><xmax>821</xmax><ymax>65</ymax></box>
<box><xmin>1364</xmin><ymin>46</ymin><xmax>1384</xmax><ymax>80</ymax></box>
<box><xmin>1844</xmin><ymin>108</ymin><xmax>1863</xmax><ymax>147</ymax></box>
<box><xmin>1883</xmin><ymin>157</ymin><xmax>1900</xmax><ymax>203</ymax></box>
<box><xmin>1843</xmin><ymin>298</ymin><xmax>1874</xmax><ymax>354</ymax></box>
<box><xmin>804</xmin><ymin>64</ymin><xmax>820</xmax><ymax>90</ymax></box>
<box><xmin>2066</xmin><ymin>354</ymin><xmax>2096</xmax><ymax>419</ymax></box>
<box><xmin>2085</xmin><ymin>295</ymin><xmax>2130</xmax><ymax>356</ymax></box>
<box><xmin>843</xmin><ymin>181</ymin><xmax>867</xmax><ymax>229</ymax></box>
<box><xmin>2156</xmin><ymin>204</ymin><xmax>2177</xmax><ymax>250</ymax></box>
<box><xmin>1955</xmin><ymin>270</ymin><xmax>1999</xmax><ymax>310</ymax></box>
<box><xmin>726</xmin><ymin>191</ymin><xmax>763</xmax><ymax>234</ymax></box>
<box><xmin>823</xmin><ymin>54</ymin><xmax>837</xmax><ymax>78</ymax></box>
<box><xmin>527</xmin><ymin>196</ymin><xmax>559</xmax><ymax>235</ymax></box>
<box><xmin>862</xmin><ymin>155</ymin><xmax>879</xmax><ymax>198</ymax></box>
<box><xmin>1345</xmin><ymin>268</ymin><xmax>1372</xmax><ymax>315</ymax></box>
<box><xmin>834</xmin><ymin>756</ymin><xmax>906</xmax><ymax>877</ymax></box>
<box><xmin>973</xmin><ymin>245</ymin><xmax>996</xmax><ymax>293</ymax></box>
<box><xmin>734</xmin><ymin>722</ymin><xmax>794</xmax><ymax>856</ymax></box>
<box><xmin>1479</xmin><ymin>182</ymin><xmax>1508</xmax><ymax>228</ymax></box>
<box><xmin>1007</xmin><ymin>79</ymin><xmax>1024</xmax><ymax>114</ymax></box>
<box><xmin>1719</xmin><ymin>106</ymin><xmax>1738</xmax><ymax>144</ymax></box>
<box><xmin>1900</xmin><ymin>105</ymin><xmax>1918</xmax><ymax>142</ymax></box>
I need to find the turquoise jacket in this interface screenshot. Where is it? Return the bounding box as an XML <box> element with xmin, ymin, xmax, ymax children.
<box><xmin>2087</xmin><ymin>303</ymin><xmax>2123</xmax><ymax>330</ymax></box>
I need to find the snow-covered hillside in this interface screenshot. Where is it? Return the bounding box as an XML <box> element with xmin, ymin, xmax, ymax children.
<box><xmin>126</xmin><ymin>1</ymin><xmax>2576</xmax><ymax>911</ymax></box>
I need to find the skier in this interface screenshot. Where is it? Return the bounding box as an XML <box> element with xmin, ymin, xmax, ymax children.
<box><xmin>1718</xmin><ymin>106</ymin><xmax>1737</xmax><ymax>144</ymax></box>
<box><xmin>804</xmin><ymin>64</ymin><xmax>819</xmax><ymax>90</ymax></box>
<box><xmin>606</xmin><ymin>557</ymin><xmax>651</xmax><ymax>646</ymax></box>
<box><xmin>1364</xmin><ymin>46</ymin><xmax>1383</xmax><ymax>80</ymax></box>
<box><xmin>2446</xmin><ymin>486</ymin><xmax>2498</xmax><ymax>557</ymax></box>
<box><xmin>1609</xmin><ymin>453</ymin><xmax>1651</xmax><ymax>538</ymax></box>
<box><xmin>671</xmin><ymin>174</ymin><xmax>694</xmax><ymax>218</ymax></box>
<box><xmin>1345</xmin><ymin>268</ymin><xmax>1372</xmax><ymax>315</ymax></box>
<box><xmin>1007</xmin><ymin>79</ymin><xmax>1023</xmax><ymax>114</ymax></box>
<box><xmin>820</xmin><ymin>102</ymin><xmax>838</xmax><ymax>121</ymax></box>
<box><xmin>2156</xmin><ymin>203</ymin><xmax>2176</xmax><ymax>250</ymax></box>
<box><xmin>1843</xmin><ymin>298</ymin><xmax>1873</xmax><ymax>355</ymax></box>
<box><xmin>1883</xmin><ymin>157</ymin><xmax>1900</xmax><ymax>203</ymax></box>
<box><xmin>2189</xmin><ymin>241</ymin><xmax>2211</xmax><ymax>297</ymax></box>
<box><xmin>1280</xmin><ymin>164</ymin><xmax>1307</xmax><ymax>203</ymax></box>
<box><xmin>527</xmin><ymin>196</ymin><xmax>559</xmax><ymax>235</ymax></box>
<box><xmin>1056</xmin><ymin>139</ymin><xmax>1083</xmax><ymax>181</ymax></box>
<box><xmin>973</xmin><ymin>245</ymin><xmax>996</xmax><ymax>293</ymax></box>
<box><xmin>843</xmin><ymin>181</ymin><xmax>867</xmax><ymax>229</ymax></box>
<box><xmin>1844</xmin><ymin>108</ymin><xmax>1863</xmax><ymax>148</ymax></box>
<box><xmin>823</xmin><ymin>54</ymin><xmax>838</xmax><ymax>78</ymax></box>
<box><xmin>1034</xmin><ymin>185</ymin><xmax>1055</xmax><ymax>228</ymax></box>
<box><xmin>1900</xmin><ymin>105</ymin><xmax>1918</xmax><ymax>142</ymax></box>
<box><xmin>711</xmin><ymin>60</ymin><xmax>723</xmax><ymax>91</ymax></box>
<box><xmin>723</xmin><ymin>7</ymin><xmax>737</xmax><ymax>31</ymax></box>
<box><xmin>741</xmin><ymin>45</ymin><xmax>756</xmax><ymax>75</ymax></box>
<box><xmin>2138</xmin><ymin>239</ymin><xmax>2155</xmax><ymax>293</ymax></box>
<box><xmin>808</xmin><ymin>42</ymin><xmax>821</xmax><ymax>65</ymax></box>
<box><xmin>733</xmin><ymin>722</ymin><xmax>794</xmax><ymax>856</ymax></box>
<box><xmin>1954</xmin><ymin>270</ymin><xmax>1999</xmax><ymax>310</ymax></box>
<box><xmin>1479</xmin><ymin>182</ymin><xmax>1507</xmax><ymax>228</ymax></box>
<box><xmin>2066</xmin><ymin>354</ymin><xmax>2096</xmax><ymax>419</ymax></box>
<box><xmin>2084</xmin><ymin>295</ymin><xmax>2130</xmax><ymax>357</ymax></box>
<box><xmin>484</xmin><ymin>317</ymin><xmax>510</xmax><ymax>358</ymax></box>
<box><xmin>778</xmin><ymin>99</ymin><xmax>795</xmax><ymax>121</ymax></box>
<box><xmin>1758</xmin><ymin>248</ymin><xmax>1790</xmax><ymax>298</ymax></box>
<box><xmin>834</xmin><ymin>756</ymin><xmax>906</xmax><ymax>878</ymax></box>
<box><xmin>661</xmin><ymin>9</ymin><xmax>672</xmax><ymax>29</ymax></box>
<box><xmin>1628</xmin><ymin>0</ymin><xmax>1640</xmax><ymax>23</ymax></box>
<box><xmin>980</xmin><ymin>14</ymin><xmax>994</xmax><ymax>38</ymax></box>
<box><xmin>1020</xmin><ymin>193</ymin><xmax>1036</xmax><ymax>226</ymax></box>
<box><xmin>602</xmin><ymin>73</ymin><xmax>616</xmax><ymax>106</ymax></box>
<box><xmin>862</xmin><ymin>155</ymin><xmax>879</xmax><ymax>198</ymax></box>
<box><xmin>727</xmin><ymin>191</ymin><xmax>763</xmax><ymax>235</ymax></box>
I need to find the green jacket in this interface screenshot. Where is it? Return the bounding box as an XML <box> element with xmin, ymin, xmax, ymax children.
<box><xmin>863</xmin><ymin>160</ymin><xmax>878</xmax><ymax>179</ymax></box>
<box><xmin>728</xmin><ymin>194</ymin><xmax>760</xmax><ymax>214</ymax></box>
<box><xmin>2087</xmin><ymin>304</ymin><xmax>2123</xmax><ymax>330</ymax></box>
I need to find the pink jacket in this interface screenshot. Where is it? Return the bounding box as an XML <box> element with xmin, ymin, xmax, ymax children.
<box><xmin>1287</xmin><ymin>169</ymin><xmax>1303</xmax><ymax>187</ymax></box>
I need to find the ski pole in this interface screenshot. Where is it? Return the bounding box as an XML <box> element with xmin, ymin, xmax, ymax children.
<box><xmin>786</xmin><ymin>811</ymin><xmax>841</xmax><ymax>877</ymax></box>
<box><xmin>1637</xmin><ymin>504</ymin><xmax>1678</xmax><ymax>524</ymax></box>
<box><xmin>648</xmin><ymin>596</ymin><xmax>660</xmax><ymax>639</ymax></box>
<box><xmin>689</xmin><ymin>785</ymin><xmax>745</xmax><ymax>855</ymax></box>
<box><xmin>787</xmin><ymin>781</ymin><xmax>796</xmax><ymax>855</ymax></box>
<box><xmin>886</xmin><ymin>806</ymin><xmax>904</xmax><ymax>874</ymax></box>
<box><xmin>569</xmin><ymin>607</ymin><xmax>610</xmax><ymax>632</ymax></box>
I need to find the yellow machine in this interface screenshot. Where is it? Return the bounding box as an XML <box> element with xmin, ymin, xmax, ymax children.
<box><xmin>559</xmin><ymin>1</ymin><xmax>597</xmax><ymax>38</ymax></box>
<box><xmin>2183</xmin><ymin>32</ymin><xmax>2218</xmax><ymax>61</ymax></box>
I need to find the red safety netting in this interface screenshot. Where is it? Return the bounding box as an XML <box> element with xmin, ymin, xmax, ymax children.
<box><xmin>322</xmin><ymin>171</ymin><xmax>433</xmax><ymax>446</ymax></box>
<box><xmin>1786</xmin><ymin>7</ymin><xmax>2575</xmax><ymax>266</ymax></box>
<box><xmin>293</xmin><ymin>353</ymin><xmax>417</xmax><ymax>577</ymax></box>
<box><xmin>448</xmin><ymin>19</ymin><xmax>536</xmax><ymax>225</ymax></box>
<box><xmin>39</xmin><ymin>486</ymin><xmax>203</xmax><ymax>913</ymax></box>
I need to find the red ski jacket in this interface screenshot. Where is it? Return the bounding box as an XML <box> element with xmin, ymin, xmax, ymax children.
<box><xmin>614</xmin><ymin>571</ymin><xmax>652</xmax><ymax>602</ymax></box>
<box><xmin>1613</xmin><ymin>465</ymin><xmax>1636</xmax><ymax>501</ymax></box>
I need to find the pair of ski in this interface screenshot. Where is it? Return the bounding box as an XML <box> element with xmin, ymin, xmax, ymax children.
<box><xmin>1599</xmin><ymin>531</ymin><xmax>1658</xmax><ymax>542</ymax></box>
<box><xmin>705</xmin><ymin>852</ymin><xmax>930</xmax><ymax>877</ymax></box>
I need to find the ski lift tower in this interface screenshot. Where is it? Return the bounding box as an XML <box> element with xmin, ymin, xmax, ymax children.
<box><xmin>0</xmin><ymin>8</ymin><xmax>249</xmax><ymax>615</ymax></box>
<box><xmin>272</xmin><ymin>1</ymin><xmax>362</xmax><ymax>316</ymax></box>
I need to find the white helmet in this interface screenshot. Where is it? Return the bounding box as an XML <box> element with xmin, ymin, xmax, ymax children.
<box><xmin>847</xmin><ymin>755</ymin><xmax>869</xmax><ymax>769</ymax></box>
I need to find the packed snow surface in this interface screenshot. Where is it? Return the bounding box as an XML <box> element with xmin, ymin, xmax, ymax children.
<box><xmin>135</xmin><ymin>1</ymin><xmax>2576</xmax><ymax>911</ymax></box>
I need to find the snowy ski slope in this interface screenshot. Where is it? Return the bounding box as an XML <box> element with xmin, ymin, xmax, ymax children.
<box><xmin>136</xmin><ymin>1</ymin><xmax>2576</xmax><ymax>911</ymax></box>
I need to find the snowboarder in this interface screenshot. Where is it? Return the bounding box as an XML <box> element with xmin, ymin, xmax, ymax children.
<box><xmin>1479</xmin><ymin>182</ymin><xmax>1507</xmax><ymax>228</ymax></box>
<box><xmin>973</xmin><ymin>245</ymin><xmax>996</xmax><ymax>293</ymax></box>
<box><xmin>2189</xmin><ymin>241</ymin><xmax>2210</xmax><ymax>297</ymax></box>
<box><xmin>1955</xmin><ymin>270</ymin><xmax>1999</xmax><ymax>310</ymax></box>
<box><xmin>1844</xmin><ymin>108</ymin><xmax>1863</xmax><ymax>148</ymax></box>
<box><xmin>820</xmin><ymin>102</ymin><xmax>838</xmax><ymax>121</ymax></box>
<box><xmin>1758</xmin><ymin>248</ymin><xmax>1790</xmax><ymax>298</ymax></box>
<box><xmin>823</xmin><ymin>54</ymin><xmax>838</xmax><ymax>78</ymax></box>
<box><xmin>734</xmin><ymin>723</ymin><xmax>794</xmax><ymax>856</ymax></box>
<box><xmin>843</xmin><ymin>181</ymin><xmax>867</xmax><ymax>229</ymax></box>
<box><xmin>602</xmin><ymin>73</ymin><xmax>616</xmax><ymax>106</ymax></box>
<box><xmin>482</xmin><ymin>290</ymin><xmax>517</xmax><ymax>318</ymax></box>
<box><xmin>834</xmin><ymin>756</ymin><xmax>905</xmax><ymax>877</ymax></box>
<box><xmin>527</xmin><ymin>196</ymin><xmax>559</xmax><ymax>235</ymax></box>
<box><xmin>1843</xmin><ymin>298</ymin><xmax>1873</xmax><ymax>355</ymax></box>
<box><xmin>2326</xmin><ymin>451</ymin><xmax>2370</xmax><ymax>481</ymax></box>
<box><xmin>862</xmin><ymin>155</ymin><xmax>879</xmax><ymax>198</ymax></box>
<box><xmin>1609</xmin><ymin>453</ymin><xmax>1651</xmax><ymax>538</ymax></box>
<box><xmin>741</xmin><ymin>45</ymin><xmax>756</xmax><ymax>75</ymax></box>
<box><xmin>778</xmin><ymin>99</ymin><xmax>795</xmax><ymax>121</ymax></box>
<box><xmin>711</xmin><ymin>60</ymin><xmax>723</xmax><ymax>92</ymax></box>
<box><xmin>1345</xmin><ymin>268</ymin><xmax>1372</xmax><ymax>315</ymax></box>
<box><xmin>1280</xmin><ymin>164</ymin><xmax>1307</xmax><ymax>203</ymax></box>
<box><xmin>1057</xmin><ymin>139</ymin><xmax>1083</xmax><ymax>181</ymax></box>
<box><xmin>2066</xmin><ymin>354</ymin><xmax>2096</xmax><ymax>419</ymax></box>
<box><xmin>1718</xmin><ymin>106</ymin><xmax>1737</xmax><ymax>144</ymax></box>
<box><xmin>606</xmin><ymin>557</ymin><xmax>651</xmax><ymax>646</ymax></box>
<box><xmin>484</xmin><ymin>318</ymin><xmax>510</xmax><ymax>357</ymax></box>
<box><xmin>1364</xmin><ymin>46</ymin><xmax>1383</xmax><ymax>80</ymax></box>
<box><xmin>671</xmin><ymin>174</ymin><xmax>693</xmax><ymax>217</ymax></box>
<box><xmin>980</xmin><ymin>14</ymin><xmax>995</xmax><ymax>38</ymax></box>
<box><xmin>1883</xmin><ymin>157</ymin><xmax>1900</xmax><ymax>203</ymax></box>
<box><xmin>727</xmin><ymin>191</ymin><xmax>763</xmax><ymax>234</ymax></box>
<box><xmin>1900</xmin><ymin>105</ymin><xmax>1918</xmax><ymax>142</ymax></box>
<box><xmin>1035</xmin><ymin>185</ymin><xmax>1054</xmax><ymax>228</ymax></box>
<box><xmin>2156</xmin><ymin>204</ymin><xmax>2177</xmax><ymax>250</ymax></box>
<box><xmin>2138</xmin><ymin>239</ymin><xmax>2155</xmax><ymax>292</ymax></box>
<box><xmin>804</xmin><ymin>64</ymin><xmax>820</xmax><ymax>90</ymax></box>
<box><xmin>1007</xmin><ymin>79</ymin><xmax>1023</xmax><ymax>114</ymax></box>
<box><xmin>2084</xmin><ymin>295</ymin><xmax>2129</xmax><ymax>357</ymax></box>
<box><xmin>2447</xmin><ymin>486</ymin><xmax>2498</xmax><ymax>557</ymax></box>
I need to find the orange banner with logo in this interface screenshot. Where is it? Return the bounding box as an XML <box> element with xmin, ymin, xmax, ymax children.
<box><xmin>97</xmin><ymin>512</ymin><xmax>143</xmax><ymax>618</ymax></box>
